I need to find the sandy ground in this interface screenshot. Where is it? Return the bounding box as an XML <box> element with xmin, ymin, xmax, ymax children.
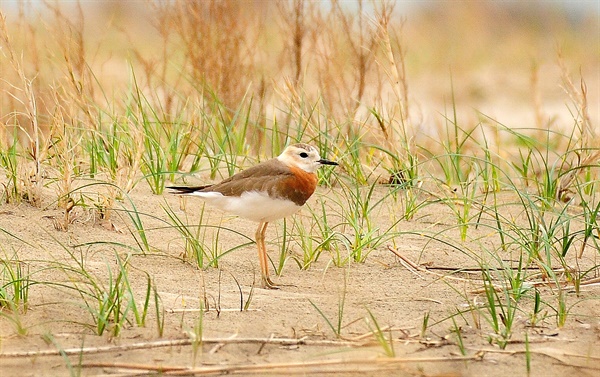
<box><xmin>1</xmin><ymin>178</ymin><xmax>600</xmax><ymax>377</ymax></box>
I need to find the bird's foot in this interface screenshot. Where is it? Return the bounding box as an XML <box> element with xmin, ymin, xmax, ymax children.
<box><xmin>261</xmin><ymin>276</ymin><xmax>280</xmax><ymax>290</ymax></box>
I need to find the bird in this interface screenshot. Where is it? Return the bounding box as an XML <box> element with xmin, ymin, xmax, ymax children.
<box><xmin>168</xmin><ymin>143</ymin><xmax>338</xmax><ymax>289</ymax></box>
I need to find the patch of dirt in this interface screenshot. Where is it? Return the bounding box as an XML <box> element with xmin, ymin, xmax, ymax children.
<box><xmin>1</xmin><ymin>182</ymin><xmax>600</xmax><ymax>377</ymax></box>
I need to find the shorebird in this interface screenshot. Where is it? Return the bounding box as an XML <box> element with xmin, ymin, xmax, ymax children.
<box><xmin>168</xmin><ymin>143</ymin><xmax>338</xmax><ymax>289</ymax></box>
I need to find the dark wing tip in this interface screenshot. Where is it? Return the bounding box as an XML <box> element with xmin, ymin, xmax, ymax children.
<box><xmin>166</xmin><ymin>185</ymin><xmax>211</xmax><ymax>194</ymax></box>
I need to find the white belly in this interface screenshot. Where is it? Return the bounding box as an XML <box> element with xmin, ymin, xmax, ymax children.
<box><xmin>189</xmin><ymin>190</ymin><xmax>302</xmax><ymax>222</ymax></box>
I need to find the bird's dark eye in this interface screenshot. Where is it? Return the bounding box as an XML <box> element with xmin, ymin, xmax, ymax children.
<box><xmin>299</xmin><ymin>152</ymin><xmax>309</xmax><ymax>158</ymax></box>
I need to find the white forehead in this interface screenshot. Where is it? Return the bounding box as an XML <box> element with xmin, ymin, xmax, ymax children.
<box><xmin>280</xmin><ymin>144</ymin><xmax>319</xmax><ymax>157</ymax></box>
<box><xmin>277</xmin><ymin>144</ymin><xmax>321</xmax><ymax>172</ymax></box>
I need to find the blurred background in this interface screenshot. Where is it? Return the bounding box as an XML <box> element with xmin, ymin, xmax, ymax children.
<box><xmin>1</xmin><ymin>0</ymin><xmax>598</xmax><ymax>150</ymax></box>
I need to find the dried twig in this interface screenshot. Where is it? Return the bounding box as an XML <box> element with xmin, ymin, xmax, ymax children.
<box><xmin>469</xmin><ymin>346</ymin><xmax>600</xmax><ymax>370</ymax></box>
<box><xmin>387</xmin><ymin>245</ymin><xmax>600</xmax><ymax>292</ymax></box>
<box><xmin>0</xmin><ymin>336</ymin><xmax>358</xmax><ymax>359</ymax></box>
<box><xmin>386</xmin><ymin>245</ymin><xmax>424</xmax><ymax>278</ymax></box>
<box><xmin>82</xmin><ymin>355</ymin><xmax>482</xmax><ymax>376</ymax></box>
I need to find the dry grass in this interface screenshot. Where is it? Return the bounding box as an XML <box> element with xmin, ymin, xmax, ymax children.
<box><xmin>1</xmin><ymin>2</ymin><xmax>597</xmax><ymax>152</ymax></box>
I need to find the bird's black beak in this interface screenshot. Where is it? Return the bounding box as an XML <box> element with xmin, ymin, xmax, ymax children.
<box><xmin>319</xmin><ymin>159</ymin><xmax>338</xmax><ymax>166</ymax></box>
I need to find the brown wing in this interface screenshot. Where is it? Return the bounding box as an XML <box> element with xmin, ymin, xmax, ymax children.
<box><xmin>203</xmin><ymin>158</ymin><xmax>294</xmax><ymax>197</ymax></box>
<box><xmin>169</xmin><ymin>158</ymin><xmax>294</xmax><ymax>195</ymax></box>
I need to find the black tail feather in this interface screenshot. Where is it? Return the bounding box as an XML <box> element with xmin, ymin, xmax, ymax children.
<box><xmin>167</xmin><ymin>185</ymin><xmax>211</xmax><ymax>194</ymax></box>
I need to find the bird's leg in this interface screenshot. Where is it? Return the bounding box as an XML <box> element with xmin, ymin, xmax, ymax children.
<box><xmin>255</xmin><ymin>222</ymin><xmax>266</xmax><ymax>279</ymax></box>
<box><xmin>260</xmin><ymin>222</ymin><xmax>279</xmax><ymax>288</ymax></box>
<box><xmin>256</xmin><ymin>222</ymin><xmax>278</xmax><ymax>289</ymax></box>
